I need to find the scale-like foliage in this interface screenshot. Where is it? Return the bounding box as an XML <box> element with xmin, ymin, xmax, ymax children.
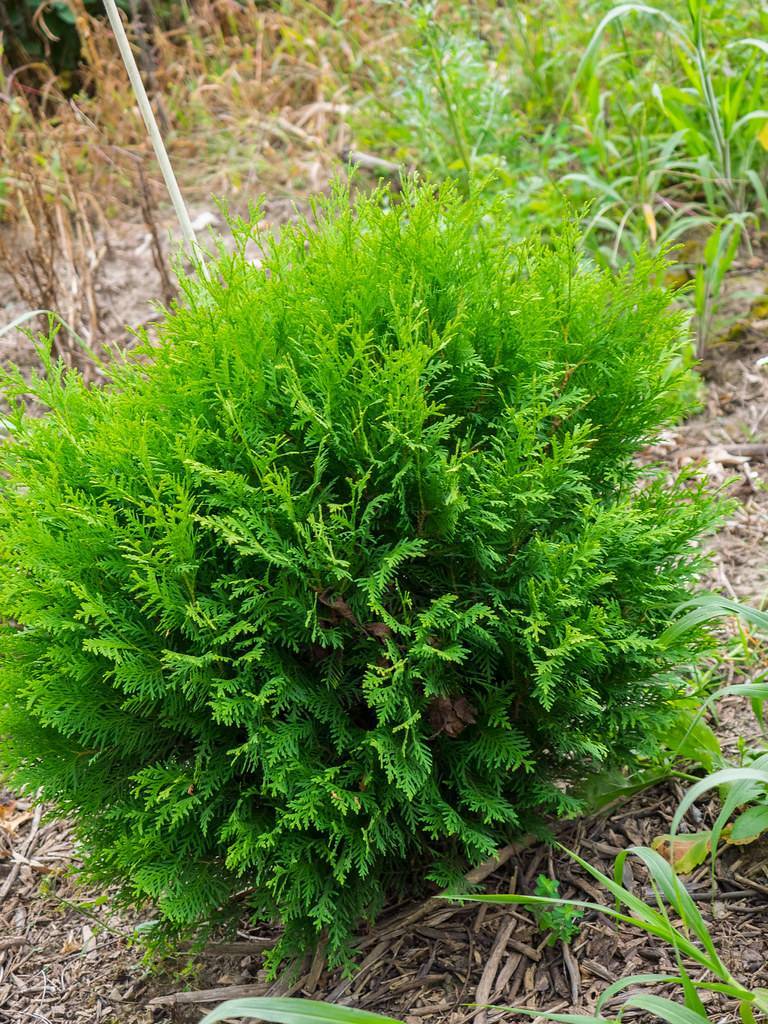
<box><xmin>0</xmin><ymin>183</ymin><xmax>723</xmax><ymax>965</ymax></box>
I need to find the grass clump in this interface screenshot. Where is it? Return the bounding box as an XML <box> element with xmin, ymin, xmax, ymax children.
<box><xmin>0</xmin><ymin>182</ymin><xmax>723</xmax><ymax>965</ymax></box>
<box><xmin>354</xmin><ymin>1</ymin><xmax>768</xmax><ymax>347</ymax></box>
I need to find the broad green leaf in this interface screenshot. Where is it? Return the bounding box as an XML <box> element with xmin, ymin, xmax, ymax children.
<box><xmin>671</xmin><ymin>768</ymin><xmax>768</xmax><ymax>837</ymax></box>
<box><xmin>728</xmin><ymin>804</ymin><xmax>768</xmax><ymax>844</ymax></box>
<box><xmin>53</xmin><ymin>3</ymin><xmax>78</xmax><ymax>24</ymax></box>
<box><xmin>490</xmin><ymin>1009</ymin><xmax>610</xmax><ymax>1024</ymax></box>
<box><xmin>577</xmin><ymin>766</ymin><xmax>671</xmax><ymax>813</ymax></box>
<box><xmin>709</xmin><ymin>755</ymin><xmax>768</xmax><ymax>865</ymax></box>
<box><xmin>670</xmin><ymin>683</ymin><xmax>768</xmax><ymax>761</ymax></box>
<box><xmin>624</xmin><ymin>993</ymin><xmax>710</xmax><ymax>1024</ymax></box>
<box><xmin>199</xmin><ymin>998</ymin><xmax>399</xmax><ymax>1024</ymax></box>
<box><xmin>665</xmin><ymin>710</ymin><xmax>721</xmax><ymax>771</ymax></box>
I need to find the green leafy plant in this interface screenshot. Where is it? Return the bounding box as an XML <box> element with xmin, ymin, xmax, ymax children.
<box><xmin>652</xmin><ymin>602</ymin><xmax>768</xmax><ymax>870</ymax></box>
<box><xmin>354</xmin><ymin>4</ymin><xmax>522</xmax><ymax>189</ymax></box>
<box><xmin>357</xmin><ymin>1</ymin><xmax>768</xmax><ymax>345</ymax></box>
<box><xmin>650</xmin><ymin>676</ymin><xmax>768</xmax><ymax>876</ymax></box>
<box><xmin>0</xmin><ymin>181</ymin><xmax>725</xmax><ymax>967</ymax></box>
<box><xmin>574</xmin><ymin>1</ymin><xmax>768</xmax><ymax>218</ymax></box>
<box><xmin>475</xmin><ymin>839</ymin><xmax>768</xmax><ymax>1024</ymax></box>
<box><xmin>578</xmin><ymin>599</ymin><xmax>768</xmax><ymax>822</ymax></box>
<box><xmin>691</xmin><ymin>213</ymin><xmax>748</xmax><ymax>355</ymax></box>
<box><xmin>467</xmin><ymin>842</ymin><xmax>768</xmax><ymax>1024</ymax></box>
<box><xmin>532</xmin><ymin>874</ymin><xmax>584</xmax><ymax>945</ymax></box>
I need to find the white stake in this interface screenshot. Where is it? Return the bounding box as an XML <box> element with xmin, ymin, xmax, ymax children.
<box><xmin>102</xmin><ymin>0</ymin><xmax>206</xmax><ymax>273</ymax></box>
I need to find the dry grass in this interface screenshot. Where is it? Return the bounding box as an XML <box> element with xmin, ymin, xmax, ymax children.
<box><xmin>0</xmin><ymin>166</ymin><xmax>105</xmax><ymax>366</ymax></box>
<box><xmin>0</xmin><ymin>0</ymin><xmax>398</xmax><ymax>211</ymax></box>
<box><xmin>0</xmin><ymin>0</ymin><xmax>399</xmax><ymax>350</ymax></box>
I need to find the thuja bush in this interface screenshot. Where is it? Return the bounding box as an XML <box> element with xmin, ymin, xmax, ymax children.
<box><xmin>0</xmin><ymin>183</ymin><xmax>723</xmax><ymax>965</ymax></box>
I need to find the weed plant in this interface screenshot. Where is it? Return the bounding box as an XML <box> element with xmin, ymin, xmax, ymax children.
<box><xmin>0</xmin><ymin>183</ymin><xmax>724</xmax><ymax>965</ymax></box>
<box><xmin>469</xmin><ymin>840</ymin><xmax>768</xmax><ymax>1024</ymax></box>
<box><xmin>355</xmin><ymin>0</ymin><xmax>768</xmax><ymax>345</ymax></box>
<box><xmin>532</xmin><ymin>875</ymin><xmax>584</xmax><ymax>945</ymax></box>
<box><xmin>648</xmin><ymin>662</ymin><xmax>768</xmax><ymax>875</ymax></box>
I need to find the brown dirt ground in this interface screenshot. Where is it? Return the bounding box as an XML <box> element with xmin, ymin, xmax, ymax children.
<box><xmin>1</xmin><ymin>218</ymin><xmax>768</xmax><ymax>1024</ymax></box>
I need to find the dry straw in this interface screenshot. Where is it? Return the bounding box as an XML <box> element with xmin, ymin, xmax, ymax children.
<box><xmin>102</xmin><ymin>0</ymin><xmax>207</xmax><ymax>275</ymax></box>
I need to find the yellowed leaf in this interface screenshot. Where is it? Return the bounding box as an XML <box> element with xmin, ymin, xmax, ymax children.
<box><xmin>60</xmin><ymin>933</ymin><xmax>81</xmax><ymax>955</ymax></box>
<box><xmin>642</xmin><ymin>202</ymin><xmax>658</xmax><ymax>244</ymax></box>
<box><xmin>724</xmin><ymin>805</ymin><xmax>768</xmax><ymax>846</ymax></box>
<box><xmin>758</xmin><ymin>121</ymin><xmax>768</xmax><ymax>150</ymax></box>
<box><xmin>0</xmin><ymin>800</ymin><xmax>17</xmax><ymax>820</ymax></box>
<box><xmin>651</xmin><ymin>832</ymin><xmax>712</xmax><ymax>873</ymax></box>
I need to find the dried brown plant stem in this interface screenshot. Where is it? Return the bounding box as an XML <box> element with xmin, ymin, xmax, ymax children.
<box><xmin>137</xmin><ymin>164</ymin><xmax>177</xmax><ymax>305</ymax></box>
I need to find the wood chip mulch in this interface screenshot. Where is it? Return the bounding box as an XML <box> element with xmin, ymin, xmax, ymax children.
<box><xmin>3</xmin><ymin>769</ymin><xmax>768</xmax><ymax>1024</ymax></box>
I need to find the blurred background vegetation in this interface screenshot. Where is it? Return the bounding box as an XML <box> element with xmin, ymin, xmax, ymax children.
<box><xmin>1</xmin><ymin>0</ymin><xmax>767</xmax><ymax>352</ymax></box>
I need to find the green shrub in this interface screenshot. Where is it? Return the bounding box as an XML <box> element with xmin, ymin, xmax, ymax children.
<box><xmin>0</xmin><ymin>183</ymin><xmax>723</xmax><ymax>966</ymax></box>
<box><xmin>1</xmin><ymin>2</ymin><xmax>128</xmax><ymax>81</ymax></box>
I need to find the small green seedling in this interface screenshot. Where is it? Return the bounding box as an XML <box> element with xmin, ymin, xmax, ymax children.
<box><xmin>532</xmin><ymin>875</ymin><xmax>584</xmax><ymax>945</ymax></box>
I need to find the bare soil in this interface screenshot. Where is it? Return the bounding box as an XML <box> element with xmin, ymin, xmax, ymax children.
<box><xmin>1</xmin><ymin>219</ymin><xmax>768</xmax><ymax>1024</ymax></box>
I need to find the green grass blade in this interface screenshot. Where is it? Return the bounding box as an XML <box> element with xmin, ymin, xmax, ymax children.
<box><xmin>561</xmin><ymin>847</ymin><xmax>679</xmax><ymax>929</ymax></box>
<box><xmin>661</xmin><ymin>596</ymin><xmax>768</xmax><ymax>645</ymax></box>
<box><xmin>624</xmin><ymin>994</ymin><xmax>710</xmax><ymax>1024</ymax></box>
<box><xmin>614</xmin><ymin>847</ymin><xmax>724</xmax><ymax>974</ymax></box>
<box><xmin>578</xmin><ymin>4</ymin><xmax>687</xmax><ymax>75</ymax></box>
<box><xmin>489</xmin><ymin>1009</ymin><xmax>610</xmax><ymax>1024</ymax></box>
<box><xmin>465</xmin><ymin>882</ymin><xmax>704</xmax><ymax>963</ymax></box>
<box><xmin>199</xmin><ymin>999</ymin><xmax>399</xmax><ymax>1024</ymax></box>
<box><xmin>665</xmin><ymin>682</ymin><xmax>768</xmax><ymax>765</ymax></box>
<box><xmin>597</xmin><ymin>977</ymin><xmax>748</xmax><ymax>1014</ymax></box>
<box><xmin>678</xmin><ymin>955</ymin><xmax>709</xmax><ymax>1015</ymax></box>
<box><xmin>564</xmin><ymin>3</ymin><xmax>687</xmax><ymax>115</ymax></box>
<box><xmin>730</xmin><ymin>109</ymin><xmax>768</xmax><ymax>136</ymax></box>
<box><xmin>728</xmin><ymin>38</ymin><xmax>768</xmax><ymax>58</ymax></box>
<box><xmin>671</xmin><ymin>768</ymin><xmax>768</xmax><ymax>837</ymax></box>
<box><xmin>707</xmin><ymin>753</ymin><xmax>768</xmax><ymax>878</ymax></box>
<box><xmin>596</xmin><ymin>974</ymin><xmax>681</xmax><ymax>1012</ymax></box>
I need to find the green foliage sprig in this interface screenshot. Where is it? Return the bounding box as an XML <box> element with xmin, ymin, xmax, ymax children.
<box><xmin>0</xmin><ymin>182</ymin><xmax>724</xmax><ymax>966</ymax></box>
<box><xmin>532</xmin><ymin>874</ymin><xmax>584</xmax><ymax>945</ymax></box>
